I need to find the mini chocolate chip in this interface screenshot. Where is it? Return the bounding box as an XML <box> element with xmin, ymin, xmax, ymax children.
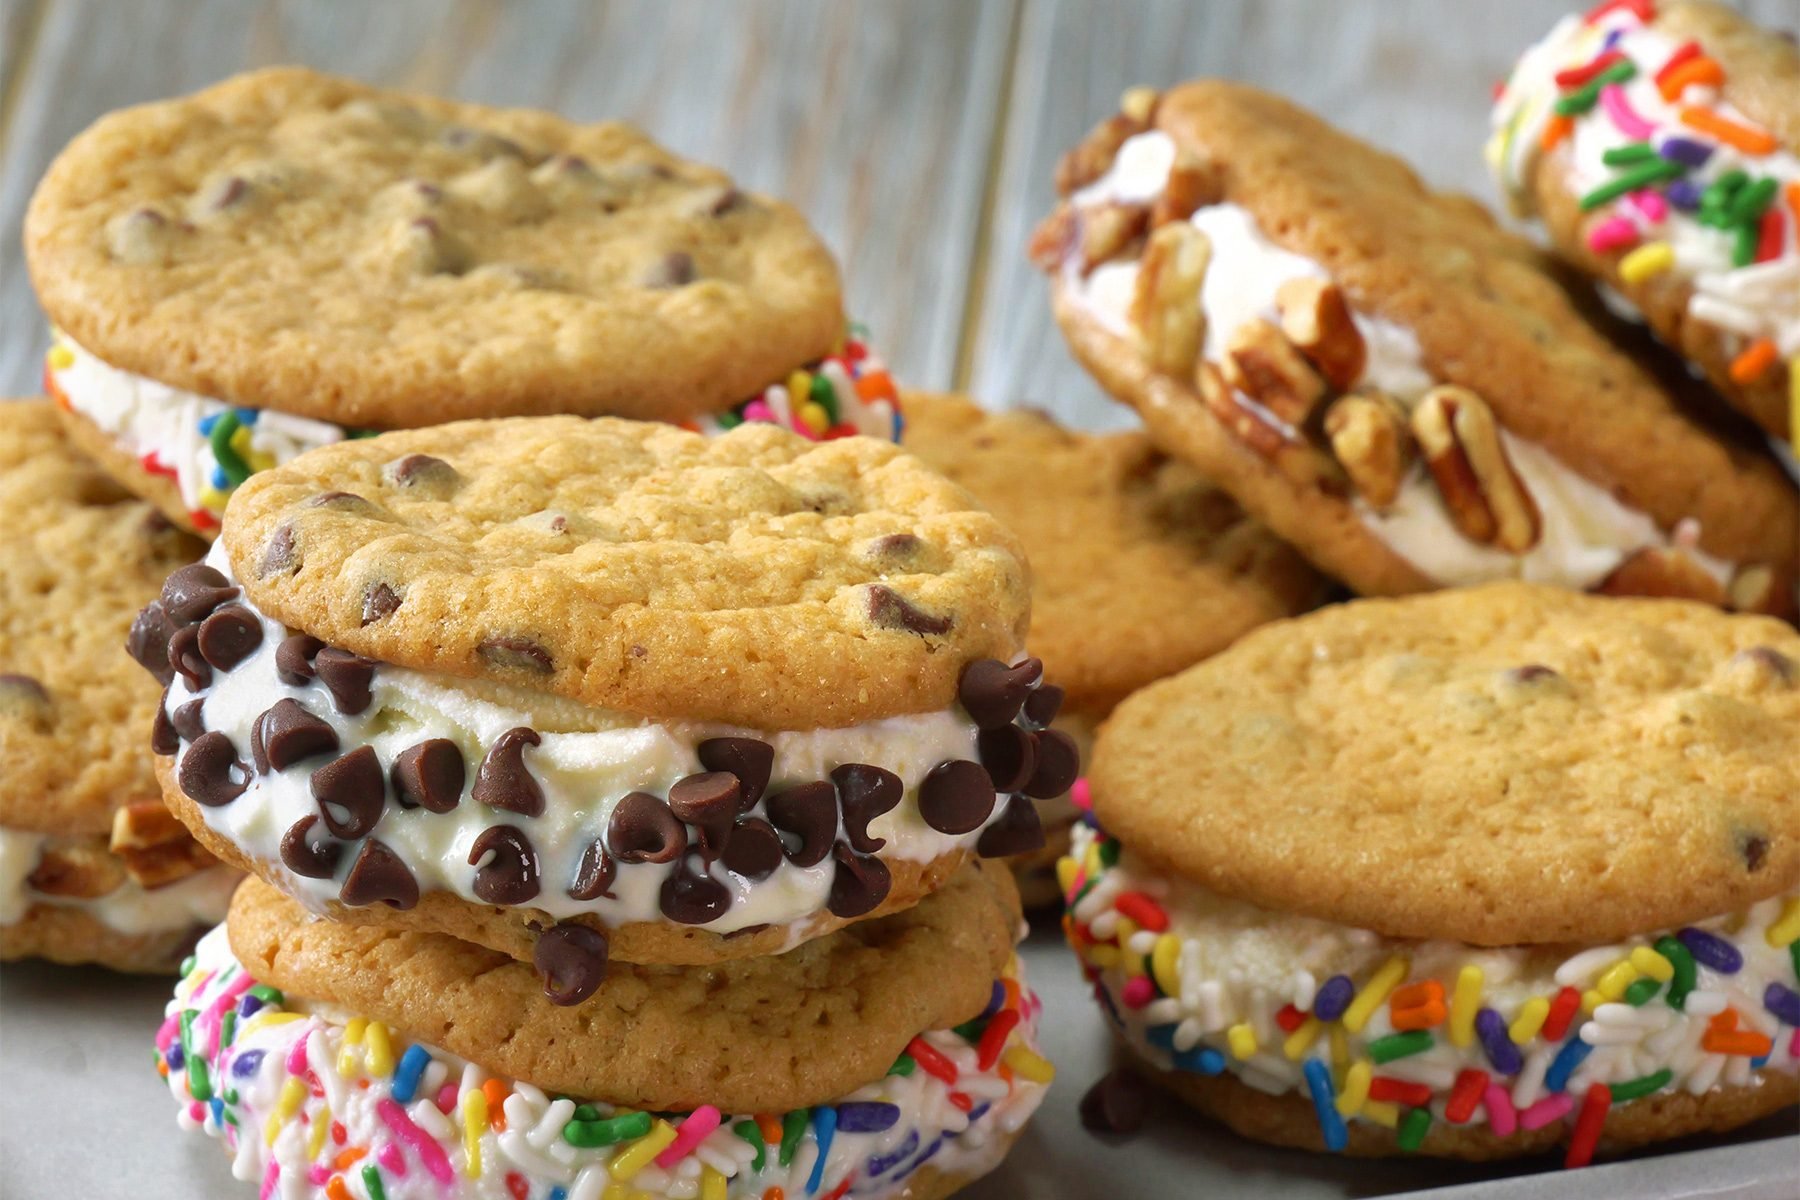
<box><xmin>309</xmin><ymin>490</ymin><xmax>368</xmax><ymax>509</ymax></box>
<box><xmin>831</xmin><ymin>763</ymin><xmax>901</xmax><ymax>854</ymax></box>
<box><xmin>178</xmin><ymin>731</ymin><xmax>248</xmax><ymax>807</ymax></box>
<box><xmin>958</xmin><ymin>658</ymin><xmax>1044</xmax><ymax>729</ymax></box>
<box><xmin>260</xmin><ymin>524</ymin><xmax>298</xmax><ymax>577</ymax></box>
<box><xmin>127</xmin><ymin>602</ymin><xmax>179</xmax><ymax>684</ymax></box>
<box><xmin>254</xmin><ymin>698</ymin><xmax>339</xmax><ymax>773</ymax></box>
<box><xmin>1080</xmin><ymin>1068</ymin><xmax>1149</xmax><ymax>1135</ymax></box>
<box><xmin>976</xmin><ymin>796</ymin><xmax>1045</xmax><ymax>858</ymax></box>
<box><xmin>339</xmin><ymin>839</ymin><xmax>419</xmax><ymax>909</ymax></box>
<box><xmin>1732</xmin><ymin>645</ymin><xmax>1796</xmax><ymax>683</ymax></box>
<box><xmin>161</xmin><ymin>564</ymin><xmax>239</xmax><ymax>623</ymax></box>
<box><xmin>1022</xmin><ymin>684</ymin><xmax>1064</xmax><ymax>728</ymax></box>
<box><xmin>279</xmin><ymin>815</ymin><xmax>341</xmax><ymax>879</ymax></box>
<box><xmin>472</xmin><ymin>727</ymin><xmax>545</xmax><ymax>817</ymax></box>
<box><xmin>313</xmin><ymin>647</ymin><xmax>376</xmax><ymax>714</ymax></box>
<box><xmin>607</xmin><ymin>792</ymin><xmax>687</xmax><ymax>864</ymax></box>
<box><xmin>0</xmin><ymin>674</ymin><xmax>46</xmax><ymax>714</ymax></box>
<box><xmin>469</xmin><ymin>824</ymin><xmax>541</xmax><ymax>905</ymax></box>
<box><xmin>827</xmin><ymin>843</ymin><xmax>892</xmax><ymax>918</ymax></box>
<box><xmin>197</xmin><ymin>605</ymin><xmax>263</xmax><ymax>671</ymax></box>
<box><xmin>918</xmin><ymin>759</ymin><xmax>997</xmax><ymax>835</ymax></box>
<box><xmin>660</xmin><ymin>851</ymin><xmax>732</xmax><ymax>925</ymax></box>
<box><xmin>1505</xmin><ymin>664</ymin><xmax>1561</xmax><ymax>683</ymax></box>
<box><xmin>386</xmin><ymin>453</ymin><xmax>459</xmax><ymax>489</ymax></box>
<box><xmin>721</xmin><ymin>817</ymin><xmax>783</xmax><ymax>881</ymax></box>
<box><xmin>568</xmin><ymin>839</ymin><xmax>616</xmax><ymax>901</ymax></box>
<box><xmin>151</xmin><ymin>691</ymin><xmax>179</xmax><ymax>755</ymax></box>
<box><xmin>391</xmin><ymin>739</ymin><xmax>465</xmax><ymax>813</ymax></box>
<box><xmin>977</xmin><ymin>726</ymin><xmax>1037</xmax><ymax>793</ymax></box>
<box><xmin>865</xmin><ymin>585</ymin><xmax>953</xmax><ymax>636</ymax></box>
<box><xmin>765</xmin><ymin>781</ymin><xmax>837</xmax><ymax>867</ymax></box>
<box><xmin>168</xmin><ymin>625</ymin><xmax>211</xmax><ymax>691</ymax></box>
<box><xmin>643</xmin><ymin>251</ymin><xmax>695</xmax><ymax>288</ymax></box>
<box><xmin>209</xmin><ymin>176</ymin><xmax>249</xmax><ymax>211</ymax></box>
<box><xmin>667</xmin><ymin>771</ymin><xmax>740</xmax><ymax>862</ymax></box>
<box><xmin>171</xmin><ymin>699</ymin><xmax>207</xmax><ymax>743</ymax></box>
<box><xmin>696</xmin><ymin>737</ymin><xmax>774</xmax><ymax>810</ymax></box>
<box><xmin>275</xmin><ymin>634</ymin><xmax>325</xmax><ymax>685</ymax></box>
<box><xmin>1024</xmin><ymin>729</ymin><xmax>1080</xmax><ymax>799</ymax></box>
<box><xmin>705</xmin><ymin>186</ymin><xmax>743</xmax><ymax>215</ymax></box>
<box><xmin>865</xmin><ymin>532</ymin><xmax>923</xmax><ymax>563</ymax></box>
<box><xmin>361</xmin><ymin>583</ymin><xmax>401</xmax><ymax>625</ymax></box>
<box><xmin>534</xmin><ymin>922</ymin><xmax>608</xmax><ymax>1006</ymax></box>
<box><xmin>311</xmin><ymin>745</ymin><xmax>386</xmax><ymax>839</ymax></box>
<box><xmin>478</xmin><ymin>636</ymin><xmax>553</xmax><ymax>674</ymax></box>
<box><xmin>1740</xmin><ymin>832</ymin><xmax>1769</xmax><ymax>872</ymax></box>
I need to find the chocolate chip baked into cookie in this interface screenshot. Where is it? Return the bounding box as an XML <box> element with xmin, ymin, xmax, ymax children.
<box><xmin>1491</xmin><ymin>0</ymin><xmax>1798</xmax><ymax>443</ymax></box>
<box><xmin>1033</xmin><ymin>80</ymin><xmax>1798</xmax><ymax>615</ymax></box>
<box><xmin>132</xmin><ymin>416</ymin><xmax>1074</xmax><ymax>1004</ymax></box>
<box><xmin>1066</xmin><ymin>583</ymin><xmax>1798</xmax><ymax>1165</ymax></box>
<box><xmin>900</xmin><ymin>392</ymin><xmax>1324</xmax><ymax>903</ymax></box>
<box><xmin>27</xmin><ymin>67</ymin><xmax>899</xmax><ymax>537</ymax></box>
<box><xmin>1</xmin><ymin>400</ymin><xmax>237</xmax><ymax>971</ymax></box>
<box><xmin>159</xmin><ymin>863</ymin><xmax>1050</xmax><ymax>1199</ymax></box>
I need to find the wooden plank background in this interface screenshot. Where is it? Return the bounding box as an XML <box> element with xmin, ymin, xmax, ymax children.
<box><xmin>0</xmin><ymin>0</ymin><xmax>1792</xmax><ymax>425</ymax></box>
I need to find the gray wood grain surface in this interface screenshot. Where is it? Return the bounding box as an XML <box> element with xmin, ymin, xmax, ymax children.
<box><xmin>2</xmin><ymin>0</ymin><xmax>1794</xmax><ymax>422</ymax></box>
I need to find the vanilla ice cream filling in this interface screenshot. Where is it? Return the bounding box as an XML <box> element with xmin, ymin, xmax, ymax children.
<box><xmin>1063</xmin><ymin>130</ymin><xmax>1739</xmax><ymax>590</ymax></box>
<box><xmin>0</xmin><ymin>825</ymin><xmax>237</xmax><ymax>935</ymax></box>
<box><xmin>1489</xmin><ymin>11</ymin><xmax>1800</xmax><ymax>359</ymax></box>
<box><xmin>1066</xmin><ymin>822</ymin><xmax>1800</xmax><ymax>1143</ymax></box>
<box><xmin>164</xmin><ymin>545</ymin><xmax>1016</xmax><ymax>935</ymax></box>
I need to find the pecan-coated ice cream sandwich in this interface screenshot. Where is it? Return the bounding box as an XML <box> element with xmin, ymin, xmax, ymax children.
<box><xmin>131</xmin><ymin>416</ymin><xmax>1074</xmax><ymax>1004</ymax></box>
<box><xmin>27</xmin><ymin>67</ymin><xmax>900</xmax><ymax>537</ymax></box>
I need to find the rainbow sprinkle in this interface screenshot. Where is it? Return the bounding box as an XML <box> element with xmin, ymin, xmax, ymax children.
<box><xmin>1062</xmin><ymin>818</ymin><xmax>1799</xmax><ymax>1167</ymax></box>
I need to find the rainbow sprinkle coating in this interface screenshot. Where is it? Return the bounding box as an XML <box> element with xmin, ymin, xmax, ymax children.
<box><xmin>45</xmin><ymin>325</ymin><xmax>901</xmax><ymax>532</ymax></box>
<box><xmin>160</xmin><ymin>925</ymin><xmax>1049</xmax><ymax>1200</ymax></box>
<box><xmin>1060</xmin><ymin>814</ymin><xmax>1799</xmax><ymax>1167</ymax></box>
<box><xmin>1489</xmin><ymin>0</ymin><xmax>1798</xmax><ymax>445</ymax></box>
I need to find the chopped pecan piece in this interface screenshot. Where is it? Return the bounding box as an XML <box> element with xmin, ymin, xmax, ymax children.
<box><xmin>1324</xmin><ymin>391</ymin><xmax>1414</xmax><ymax>510</ymax></box>
<box><xmin>1198</xmin><ymin>363</ymin><xmax>1343</xmax><ymax>489</ymax></box>
<box><xmin>1118</xmin><ymin>86</ymin><xmax>1159</xmax><ymax>124</ymax></box>
<box><xmin>1597</xmin><ymin>547</ymin><xmax>1729</xmax><ymax>606</ymax></box>
<box><xmin>1129</xmin><ymin>223</ymin><xmax>1211</xmax><ymax>377</ymax></box>
<box><xmin>1276</xmin><ymin>277</ymin><xmax>1367</xmax><ymax>391</ymax></box>
<box><xmin>1151</xmin><ymin>150</ymin><xmax>1223</xmax><ymax>227</ymax></box>
<box><xmin>1054</xmin><ymin>112</ymin><xmax>1150</xmax><ymax>195</ymax></box>
<box><xmin>1078</xmin><ymin>203</ymin><xmax>1149</xmax><ymax>273</ymax></box>
<box><xmin>1028</xmin><ymin>206</ymin><xmax>1078</xmax><ymax>272</ymax></box>
<box><xmin>111</xmin><ymin>800</ymin><xmax>220</xmax><ymax>889</ymax></box>
<box><xmin>26</xmin><ymin>837</ymin><xmax>125</xmax><ymax>900</ymax></box>
<box><xmin>1223</xmin><ymin>320</ymin><xmax>1328</xmax><ymax>427</ymax></box>
<box><xmin>1411</xmin><ymin>386</ymin><xmax>1541</xmax><ymax>553</ymax></box>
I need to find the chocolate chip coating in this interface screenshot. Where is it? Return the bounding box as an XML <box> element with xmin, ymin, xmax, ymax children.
<box><xmin>391</xmin><ymin>739</ymin><xmax>465</xmax><ymax>813</ymax></box>
<box><xmin>168</xmin><ymin>625</ymin><xmax>211</xmax><ymax>691</ymax></box>
<box><xmin>471</xmin><ymin>727</ymin><xmax>544</xmax><ymax>817</ymax></box>
<box><xmin>178</xmin><ymin>731</ymin><xmax>248</xmax><ymax>807</ymax></box>
<box><xmin>313</xmin><ymin>647</ymin><xmax>375</xmax><ymax>714</ymax></box>
<box><xmin>127</xmin><ymin>602</ymin><xmax>179</xmax><ymax>685</ymax></box>
<box><xmin>607</xmin><ymin>792</ymin><xmax>687</xmax><ymax>864</ymax></box>
<box><xmin>568</xmin><ymin>839</ymin><xmax>616</xmax><ymax>901</ymax></box>
<box><xmin>161</xmin><ymin>563</ymin><xmax>239</xmax><ymax>623</ymax></box>
<box><xmin>197</xmin><ymin>605</ymin><xmax>263</xmax><ymax>671</ymax></box>
<box><xmin>534</xmin><ymin>922</ymin><xmax>608</xmax><ymax>1006</ymax></box>
<box><xmin>696</xmin><ymin>737</ymin><xmax>773</xmax><ymax>810</ymax></box>
<box><xmin>720</xmin><ymin>817</ymin><xmax>783</xmax><ymax>881</ymax></box>
<box><xmin>975</xmin><ymin>796</ymin><xmax>1045</xmax><ymax>858</ymax></box>
<box><xmin>958</xmin><ymin>657</ymin><xmax>1043</xmax><ymax>729</ymax></box>
<box><xmin>826</xmin><ymin>842</ymin><xmax>891</xmax><ymax>918</ymax></box>
<box><xmin>1080</xmin><ymin>1068</ymin><xmax>1149</xmax><ymax>1134</ymax></box>
<box><xmin>831</xmin><ymin>763</ymin><xmax>901</xmax><ymax>854</ymax></box>
<box><xmin>659</xmin><ymin>851</ymin><xmax>732</xmax><ymax>925</ymax></box>
<box><xmin>151</xmin><ymin>692</ymin><xmax>179</xmax><ymax>755</ymax></box>
<box><xmin>253</xmin><ymin>698</ymin><xmax>340</xmax><ymax>773</ymax></box>
<box><xmin>171</xmin><ymin>699</ymin><xmax>207</xmax><ymax>743</ymax></box>
<box><xmin>918</xmin><ymin>759</ymin><xmax>997</xmax><ymax>835</ymax></box>
<box><xmin>765</xmin><ymin>781</ymin><xmax>837</xmax><ymax>867</ymax></box>
<box><xmin>1022</xmin><ymin>683</ymin><xmax>1064</xmax><ymax>728</ymax></box>
<box><xmin>275</xmin><ymin>633</ymin><xmax>324</xmax><ymax>685</ymax></box>
<box><xmin>1024</xmin><ymin>729</ymin><xmax>1080</xmax><ymax>799</ymax></box>
<box><xmin>311</xmin><ymin>745</ymin><xmax>386</xmax><ymax>839</ymax></box>
<box><xmin>977</xmin><ymin>725</ymin><xmax>1037</xmax><ymax>793</ymax></box>
<box><xmin>279</xmin><ymin>815</ymin><xmax>341</xmax><ymax>879</ymax></box>
<box><xmin>469</xmin><ymin>824</ymin><xmax>541</xmax><ymax>905</ymax></box>
<box><xmin>667</xmin><ymin>771</ymin><xmax>740</xmax><ymax>862</ymax></box>
<box><xmin>339</xmin><ymin>839</ymin><xmax>419</xmax><ymax>909</ymax></box>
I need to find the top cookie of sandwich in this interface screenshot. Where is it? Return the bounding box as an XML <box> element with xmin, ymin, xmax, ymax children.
<box><xmin>222</xmin><ymin>416</ymin><xmax>1030</xmax><ymax>727</ymax></box>
<box><xmin>1090</xmin><ymin>582</ymin><xmax>1800</xmax><ymax>946</ymax></box>
<box><xmin>1</xmin><ymin>401</ymin><xmax>206</xmax><ymax>832</ymax></box>
<box><xmin>25</xmin><ymin>67</ymin><xmax>844</xmax><ymax>427</ymax></box>
<box><xmin>1037</xmin><ymin>80</ymin><xmax>1797</xmax><ymax>608</ymax></box>
<box><xmin>901</xmin><ymin>392</ymin><xmax>1323</xmax><ymax>716</ymax></box>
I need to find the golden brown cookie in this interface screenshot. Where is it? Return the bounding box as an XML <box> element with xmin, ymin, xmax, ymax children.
<box><xmin>1062</xmin><ymin>582</ymin><xmax>1798</xmax><ymax>1165</ymax></box>
<box><xmin>1035</xmin><ymin>79</ymin><xmax>1798</xmax><ymax>616</ymax></box>
<box><xmin>136</xmin><ymin>417</ymin><xmax>1071</xmax><ymax>999</ymax></box>
<box><xmin>1491</xmin><ymin>1</ymin><xmax>1798</xmax><ymax>441</ymax></box>
<box><xmin>0</xmin><ymin>399</ymin><xmax>235</xmax><ymax>971</ymax></box>
<box><xmin>155</xmin><ymin>867</ymin><xmax>1050</xmax><ymax>1198</ymax></box>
